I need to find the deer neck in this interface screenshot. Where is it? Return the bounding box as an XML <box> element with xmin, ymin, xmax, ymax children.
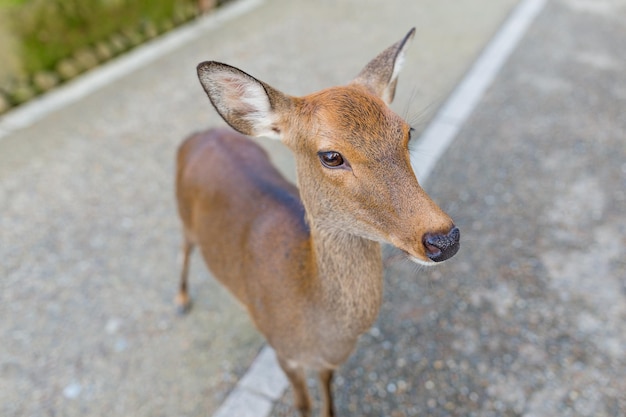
<box><xmin>306</xmin><ymin>218</ymin><xmax>384</xmax><ymax>335</ymax></box>
<box><xmin>293</xmin><ymin>154</ymin><xmax>384</xmax><ymax>335</ymax></box>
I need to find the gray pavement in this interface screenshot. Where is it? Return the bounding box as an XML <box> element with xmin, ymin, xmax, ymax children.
<box><xmin>1</xmin><ymin>0</ymin><xmax>624</xmax><ymax>416</ymax></box>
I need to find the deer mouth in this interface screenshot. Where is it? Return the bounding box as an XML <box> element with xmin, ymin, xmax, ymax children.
<box><xmin>408</xmin><ymin>254</ymin><xmax>438</xmax><ymax>267</ymax></box>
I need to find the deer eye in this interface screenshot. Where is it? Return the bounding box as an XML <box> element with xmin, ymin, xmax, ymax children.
<box><xmin>318</xmin><ymin>151</ymin><xmax>345</xmax><ymax>168</ymax></box>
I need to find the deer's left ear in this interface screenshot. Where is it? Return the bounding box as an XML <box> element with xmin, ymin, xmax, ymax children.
<box><xmin>351</xmin><ymin>28</ymin><xmax>415</xmax><ymax>105</ymax></box>
<box><xmin>197</xmin><ymin>61</ymin><xmax>293</xmax><ymax>140</ymax></box>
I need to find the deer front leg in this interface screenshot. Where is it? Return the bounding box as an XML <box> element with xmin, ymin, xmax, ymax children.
<box><xmin>278</xmin><ymin>357</ymin><xmax>312</xmax><ymax>417</ymax></box>
<box><xmin>319</xmin><ymin>369</ymin><xmax>335</xmax><ymax>417</ymax></box>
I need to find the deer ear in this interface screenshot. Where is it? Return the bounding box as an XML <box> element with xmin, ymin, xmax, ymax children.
<box><xmin>351</xmin><ymin>28</ymin><xmax>416</xmax><ymax>105</ymax></box>
<box><xmin>197</xmin><ymin>61</ymin><xmax>291</xmax><ymax>139</ymax></box>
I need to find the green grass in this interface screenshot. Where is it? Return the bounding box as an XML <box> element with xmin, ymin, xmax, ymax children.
<box><xmin>4</xmin><ymin>0</ymin><xmax>196</xmax><ymax>75</ymax></box>
<box><xmin>0</xmin><ymin>0</ymin><xmax>26</xmax><ymax>6</ymax></box>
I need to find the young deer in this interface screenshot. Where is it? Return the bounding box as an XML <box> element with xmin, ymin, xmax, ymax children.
<box><xmin>176</xmin><ymin>28</ymin><xmax>460</xmax><ymax>417</ymax></box>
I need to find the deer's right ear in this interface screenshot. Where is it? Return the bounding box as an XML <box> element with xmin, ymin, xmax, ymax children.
<box><xmin>197</xmin><ymin>61</ymin><xmax>291</xmax><ymax>140</ymax></box>
<box><xmin>351</xmin><ymin>28</ymin><xmax>415</xmax><ymax>105</ymax></box>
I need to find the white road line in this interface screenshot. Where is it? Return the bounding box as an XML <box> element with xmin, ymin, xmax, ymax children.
<box><xmin>213</xmin><ymin>346</ymin><xmax>288</xmax><ymax>417</ymax></box>
<box><xmin>0</xmin><ymin>0</ymin><xmax>265</xmax><ymax>140</ymax></box>
<box><xmin>411</xmin><ymin>0</ymin><xmax>547</xmax><ymax>184</ymax></box>
<box><xmin>220</xmin><ymin>1</ymin><xmax>547</xmax><ymax>416</ymax></box>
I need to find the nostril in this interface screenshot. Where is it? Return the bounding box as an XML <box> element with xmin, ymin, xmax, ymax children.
<box><xmin>423</xmin><ymin>234</ymin><xmax>444</xmax><ymax>259</ymax></box>
<box><xmin>424</xmin><ymin>240</ymin><xmax>441</xmax><ymax>257</ymax></box>
<box><xmin>422</xmin><ymin>226</ymin><xmax>460</xmax><ymax>262</ymax></box>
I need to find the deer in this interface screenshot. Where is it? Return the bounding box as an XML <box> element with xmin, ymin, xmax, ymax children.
<box><xmin>175</xmin><ymin>28</ymin><xmax>460</xmax><ymax>417</ymax></box>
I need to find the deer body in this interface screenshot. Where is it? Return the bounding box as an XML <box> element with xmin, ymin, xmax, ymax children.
<box><xmin>177</xmin><ymin>127</ymin><xmax>382</xmax><ymax>370</ymax></box>
<box><xmin>177</xmin><ymin>29</ymin><xmax>460</xmax><ymax>416</ymax></box>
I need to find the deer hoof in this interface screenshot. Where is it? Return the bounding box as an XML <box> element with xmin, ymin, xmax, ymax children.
<box><xmin>175</xmin><ymin>294</ymin><xmax>193</xmax><ymax>315</ymax></box>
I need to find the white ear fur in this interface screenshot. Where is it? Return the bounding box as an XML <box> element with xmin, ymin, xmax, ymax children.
<box><xmin>388</xmin><ymin>41</ymin><xmax>408</xmax><ymax>90</ymax></box>
<box><xmin>197</xmin><ymin>62</ymin><xmax>282</xmax><ymax>140</ymax></box>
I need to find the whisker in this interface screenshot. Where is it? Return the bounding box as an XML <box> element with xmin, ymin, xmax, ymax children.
<box><xmin>401</xmin><ymin>86</ymin><xmax>420</xmax><ymax>121</ymax></box>
<box><xmin>407</xmin><ymin>102</ymin><xmax>438</xmax><ymax>131</ymax></box>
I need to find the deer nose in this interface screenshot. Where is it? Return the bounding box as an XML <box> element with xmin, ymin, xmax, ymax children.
<box><xmin>423</xmin><ymin>226</ymin><xmax>460</xmax><ymax>262</ymax></box>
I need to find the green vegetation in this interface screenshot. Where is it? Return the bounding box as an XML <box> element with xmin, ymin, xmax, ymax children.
<box><xmin>0</xmin><ymin>0</ymin><xmax>227</xmax><ymax>110</ymax></box>
<box><xmin>6</xmin><ymin>0</ymin><xmax>197</xmax><ymax>75</ymax></box>
<box><xmin>0</xmin><ymin>0</ymin><xmax>26</xmax><ymax>6</ymax></box>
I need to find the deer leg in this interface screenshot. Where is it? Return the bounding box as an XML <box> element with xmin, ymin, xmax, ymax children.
<box><xmin>175</xmin><ymin>235</ymin><xmax>194</xmax><ymax>314</ymax></box>
<box><xmin>319</xmin><ymin>369</ymin><xmax>335</xmax><ymax>417</ymax></box>
<box><xmin>277</xmin><ymin>357</ymin><xmax>312</xmax><ymax>417</ymax></box>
